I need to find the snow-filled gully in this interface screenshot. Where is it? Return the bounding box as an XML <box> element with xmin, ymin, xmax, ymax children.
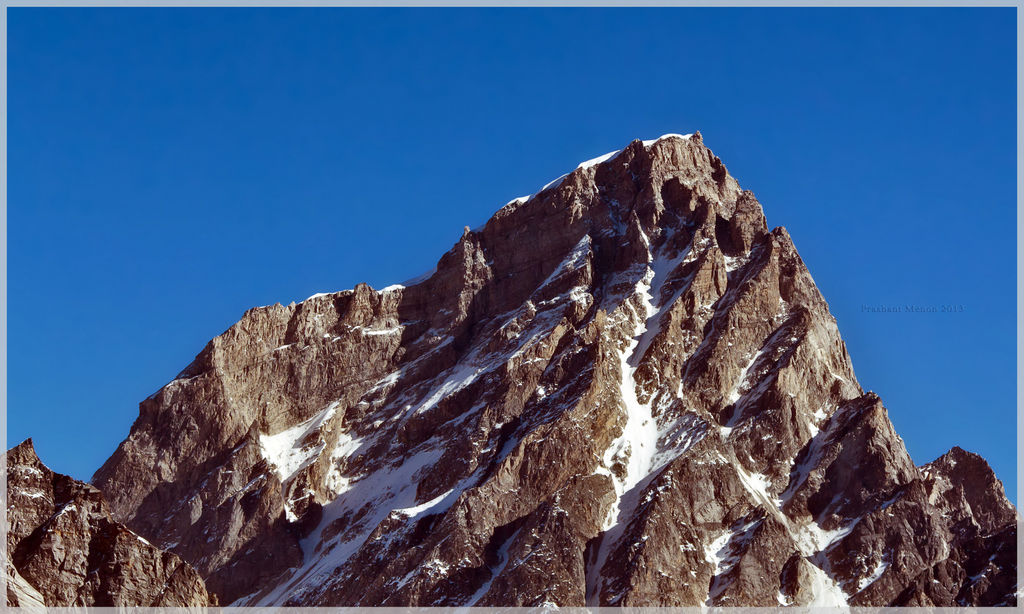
<box><xmin>582</xmin><ymin>231</ymin><xmax>852</xmax><ymax>607</ymax></box>
<box><xmin>247</xmin><ymin>238</ymin><xmax>606</xmax><ymax>606</ymax></box>
<box><xmin>586</xmin><ymin>232</ymin><xmax>689</xmax><ymax>604</ymax></box>
<box><xmin>729</xmin><ymin>444</ymin><xmax>852</xmax><ymax>606</ymax></box>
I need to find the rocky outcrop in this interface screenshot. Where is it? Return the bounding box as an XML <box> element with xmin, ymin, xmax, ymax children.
<box><xmin>5</xmin><ymin>439</ymin><xmax>217</xmax><ymax>607</ymax></box>
<box><xmin>89</xmin><ymin>133</ymin><xmax>1016</xmax><ymax>606</ymax></box>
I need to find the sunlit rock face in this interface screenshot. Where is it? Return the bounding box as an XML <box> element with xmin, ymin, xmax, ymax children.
<box><xmin>5</xmin><ymin>440</ymin><xmax>216</xmax><ymax>607</ymax></box>
<box><xmin>87</xmin><ymin>134</ymin><xmax>1016</xmax><ymax>607</ymax></box>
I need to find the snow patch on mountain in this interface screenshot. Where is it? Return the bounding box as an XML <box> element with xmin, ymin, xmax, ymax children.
<box><xmin>856</xmin><ymin>555</ymin><xmax>890</xmax><ymax>593</ymax></box>
<box><xmin>705</xmin><ymin>516</ymin><xmax>764</xmax><ymax>605</ymax></box>
<box><xmin>259</xmin><ymin>401</ymin><xmax>339</xmax><ymax>485</ymax></box>
<box><xmin>578</xmin><ymin>149</ymin><xmax>621</xmax><ymax>170</ymax></box>
<box><xmin>642</xmin><ymin>133</ymin><xmax>694</xmax><ymax>146</ymax></box>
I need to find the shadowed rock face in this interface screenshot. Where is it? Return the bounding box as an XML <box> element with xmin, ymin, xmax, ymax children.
<box><xmin>5</xmin><ymin>440</ymin><xmax>217</xmax><ymax>607</ymax></box>
<box><xmin>87</xmin><ymin>134</ymin><xmax>1016</xmax><ymax>607</ymax></box>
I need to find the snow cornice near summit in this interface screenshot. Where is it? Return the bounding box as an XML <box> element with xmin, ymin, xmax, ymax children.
<box><xmin>506</xmin><ymin>132</ymin><xmax>697</xmax><ymax>208</ymax></box>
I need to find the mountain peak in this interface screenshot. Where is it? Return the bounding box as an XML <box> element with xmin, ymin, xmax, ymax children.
<box><xmin>77</xmin><ymin>135</ymin><xmax>1016</xmax><ymax>607</ymax></box>
<box><xmin>9</xmin><ymin>438</ymin><xmax>37</xmax><ymax>461</ymax></box>
<box><xmin>6</xmin><ymin>440</ymin><xmax>217</xmax><ymax>606</ymax></box>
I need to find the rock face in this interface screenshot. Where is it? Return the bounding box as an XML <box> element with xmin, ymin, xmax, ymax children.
<box><xmin>5</xmin><ymin>439</ymin><xmax>217</xmax><ymax>607</ymax></box>
<box><xmin>88</xmin><ymin>133</ymin><xmax>1016</xmax><ymax>606</ymax></box>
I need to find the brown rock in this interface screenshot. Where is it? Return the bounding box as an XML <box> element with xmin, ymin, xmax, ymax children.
<box><xmin>5</xmin><ymin>439</ymin><xmax>216</xmax><ymax>607</ymax></box>
<box><xmin>83</xmin><ymin>134</ymin><xmax>1014</xmax><ymax>607</ymax></box>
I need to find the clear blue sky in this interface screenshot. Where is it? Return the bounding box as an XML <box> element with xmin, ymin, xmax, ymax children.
<box><xmin>8</xmin><ymin>8</ymin><xmax>1017</xmax><ymax>502</ymax></box>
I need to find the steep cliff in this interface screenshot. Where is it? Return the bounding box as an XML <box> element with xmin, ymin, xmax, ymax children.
<box><xmin>6</xmin><ymin>440</ymin><xmax>217</xmax><ymax>607</ymax></box>
<box><xmin>89</xmin><ymin>133</ymin><xmax>1017</xmax><ymax>606</ymax></box>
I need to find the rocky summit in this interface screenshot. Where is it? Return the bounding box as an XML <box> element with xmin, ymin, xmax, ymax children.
<box><xmin>5</xmin><ymin>440</ymin><xmax>216</xmax><ymax>607</ymax></box>
<box><xmin>11</xmin><ymin>134</ymin><xmax>1016</xmax><ymax>607</ymax></box>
